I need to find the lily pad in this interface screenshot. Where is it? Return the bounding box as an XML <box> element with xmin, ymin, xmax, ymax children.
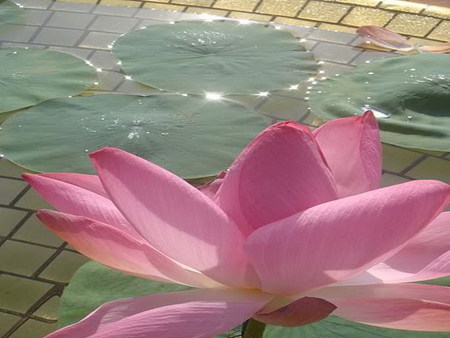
<box><xmin>0</xmin><ymin>0</ymin><xmax>23</xmax><ymax>26</ymax></box>
<box><xmin>0</xmin><ymin>48</ymin><xmax>96</xmax><ymax>114</ymax></box>
<box><xmin>308</xmin><ymin>54</ymin><xmax>450</xmax><ymax>151</ymax></box>
<box><xmin>112</xmin><ymin>21</ymin><xmax>318</xmax><ymax>95</ymax></box>
<box><xmin>58</xmin><ymin>261</ymin><xmax>241</xmax><ymax>337</ymax></box>
<box><xmin>0</xmin><ymin>94</ymin><xmax>267</xmax><ymax>178</ymax></box>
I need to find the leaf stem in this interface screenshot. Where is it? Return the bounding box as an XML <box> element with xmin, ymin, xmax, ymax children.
<box><xmin>242</xmin><ymin>318</ymin><xmax>266</xmax><ymax>338</ymax></box>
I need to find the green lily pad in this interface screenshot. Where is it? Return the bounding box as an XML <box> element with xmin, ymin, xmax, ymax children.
<box><xmin>58</xmin><ymin>261</ymin><xmax>241</xmax><ymax>337</ymax></box>
<box><xmin>264</xmin><ymin>316</ymin><xmax>450</xmax><ymax>337</ymax></box>
<box><xmin>0</xmin><ymin>94</ymin><xmax>267</xmax><ymax>178</ymax></box>
<box><xmin>308</xmin><ymin>54</ymin><xmax>450</xmax><ymax>151</ymax></box>
<box><xmin>0</xmin><ymin>0</ymin><xmax>23</xmax><ymax>26</ymax></box>
<box><xmin>112</xmin><ymin>21</ymin><xmax>317</xmax><ymax>95</ymax></box>
<box><xmin>0</xmin><ymin>48</ymin><xmax>96</xmax><ymax>114</ymax></box>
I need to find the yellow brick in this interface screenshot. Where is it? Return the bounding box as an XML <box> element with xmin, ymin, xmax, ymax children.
<box><xmin>342</xmin><ymin>7</ymin><xmax>394</xmax><ymax>27</ymax></box>
<box><xmin>228</xmin><ymin>12</ymin><xmax>272</xmax><ymax>22</ymax></box>
<box><xmin>386</xmin><ymin>14</ymin><xmax>440</xmax><ymax>37</ymax></box>
<box><xmin>56</xmin><ymin>0</ymin><xmax>96</xmax><ymax>3</ymax></box>
<box><xmin>185</xmin><ymin>7</ymin><xmax>229</xmax><ymax>16</ymax></box>
<box><xmin>319</xmin><ymin>23</ymin><xmax>356</xmax><ymax>33</ymax></box>
<box><xmin>256</xmin><ymin>0</ymin><xmax>307</xmax><ymax>17</ymax></box>
<box><xmin>273</xmin><ymin>17</ymin><xmax>317</xmax><ymax>27</ymax></box>
<box><xmin>427</xmin><ymin>20</ymin><xmax>450</xmax><ymax>41</ymax></box>
<box><xmin>298</xmin><ymin>1</ymin><xmax>350</xmax><ymax>23</ymax></box>
<box><xmin>380</xmin><ymin>0</ymin><xmax>425</xmax><ymax>14</ymax></box>
<box><xmin>143</xmin><ymin>3</ymin><xmax>185</xmax><ymax>10</ymax></box>
<box><xmin>142</xmin><ymin>0</ymin><xmax>170</xmax><ymax>2</ymax></box>
<box><xmin>423</xmin><ymin>6</ymin><xmax>450</xmax><ymax>20</ymax></box>
<box><xmin>99</xmin><ymin>0</ymin><xmax>141</xmax><ymax>6</ymax></box>
<box><xmin>171</xmin><ymin>0</ymin><xmax>213</xmax><ymax>6</ymax></box>
<box><xmin>408</xmin><ymin>36</ymin><xmax>444</xmax><ymax>46</ymax></box>
<box><xmin>324</xmin><ymin>0</ymin><xmax>380</xmax><ymax>5</ymax></box>
<box><xmin>214</xmin><ymin>0</ymin><xmax>259</xmax><ymax>12</ymax></box>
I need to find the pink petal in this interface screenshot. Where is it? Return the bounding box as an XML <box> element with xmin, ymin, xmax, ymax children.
<box><xmin>23</xmin><ymin>173</ymin><xmax>139</xmax><ymax>238</ymax></box>
<box><xmin>356</xmin><ymin>26</ymin><xmax>414</xmax><ymax>51</ymax></box>
<box><xmin>197</xmin><ymin>171</ymin><xmax>226</xmax><ymax>200</ymax></box>
<box><xmin>217</xmin><ymin>122</ymin><xmax>337</xmax><ymax>232</ymax></box>
<box><xmin>46</xmin><ymin>289</ymin><xmax>272</xmax><ymax>338</ymax></box>
<box><xmin>254</xmin><ymin>297</ymin><xmax>337</xmax><ymax>327</ymax></box>
<box><xmin>311</xmin><ymin>284</ymin><xmax>450</xmax><ymax>331</ymax></box>
<box><xmin>37</xmin><ymin>210</ymin><xmax>221</xmax><ymax>288</ymax></box>
<box><xmin>418</xmin><ymin>43</ymin><xmax>450</xmax><ymax>54</ymax></box>
<box><xmin>90</xmin><ymin>148</ymin><xmax>256</xmax><ymax>288</ymax></box>
<box><xmin>313</xmin><ymin>111</ymin><xmax>382</xmax><ymax>198</ymax></box>
<box><xmin>245</xmin><ymin>180</ymin><xmax>449</xmax><ymax>296</ymax></box>
<box><xmin>37</xmin><ymin>173</ymin><xmax>108</xmax><ymax>197</ymax></box>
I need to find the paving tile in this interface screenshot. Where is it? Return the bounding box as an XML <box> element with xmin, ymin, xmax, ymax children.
<box><xmin>48</xmin><ymin>46</ymin><xmax>93</xmax><ymax>59</ymax></box>
<box><xmin>0</xmin><ymin>159</ymin><xmax>27</xmax><ymax>178</ymax></box>
<box><xmin>50</xmin><ymin>1</ymin><xmax>96</xmax><ymax>12</ymax></box>
<box><xmin>256</xmin><ymin>0</ymin><xmax>307</xmax><ymax>17</ymax></box>
<box><xmin>24</xmin><ymin>9</ymin><xmax>52</xmax><ymax>26</ymax></box>
<box><xmin>10</xmin><ymin>318</ymin><xmax>57</xmax><ymax>338</ymax></box>
<box><xmin>0</xmin><ymin>207</ymin><xmax>27</xmax><ymax>237</ymax></box>
<box><xmin>351</xmin><ymin>50</ymin><xmax>397</xmax><ymax>65</ymax></box>
<box><xmin>276</xmin><ymin>24</ymin><xmax>314</xmax><ymax>38</ymax></box>
<box><xmin>172</xmin><ymin>0</ymin><xmax>213</xmax><ymax>5</ymax></box>
<box><xmin>214</xmin><ymin>0</ymin><xmax>259</xmax><ymax>12</ymax></box>
<box><xmin>428</xmin><ymin>20</ymin><xmax>450</xmax><ymax>41</ymax></box>
<box><xmin>100</xmin><ymin>0</ymin><xmax>141</xmax><ymax>7</ymax></box>
<box><xmin>13</xmin><ymin>214</ymin><xmax>63</xmax><ymax>247</ymax></box>
<box><xmin>318</xmin><ymin>61</ymin><xmax>354</xmax><ymax>77</ymax></box>
<box><xmin>405</xmin><ymin>157</ymin><xmax>450</xmax><ymax>182</ymax></box>
<box><xmin>88</xmin><ymin>50</ymin><xmax>120</xmax><ymax>70</ymax></box>
<box><xmin>116</xmin><ymin>78</ymin><xmax>160</xmax><ymax>95</ymax></box>
<box><xmin>380</xmin><ymin>172</ymin><xmax>411</xmax><ymax>187</ymax></box>
<box><xmin>379</xmin><ymin>0</ymin><xmax>424</xmax><ymax>14</ymax></box>
<box><xmin>33</xmin><ymin>296</ymin><xmax>59</xmax><ymax>321</ymax></box>
<box><xmin>381</xmin><ymin>144</ymin><xmax>423</xmax><ymax>173</ymax></box>
<box><xmin>185</xmin><ymin>7</ymin><xmax>228</xmax><ymax>16</ymax></box>
<box><xmin>135</xmin><ymin>7</ymin><xmax>183</xmax><ymax>20</ymax></box>
<box><xmin>39</xmin><ymin>251</ymin><xmax>89</xmax><ymax>283</ymax></box>
<box><xmin>32</xmin><ymin>27</ymin><xmax>84</xmax><ymax>46</ymax></box>
<box><xmin>423</xmin><ymin>6</ymin><xmax>450</xmax><ymax>20</ymax></box>
<box><xmin>308</xmin><ymin>27</ymin><xmax>355</xmax><ymax>44</ymax></box>
<box><xmin>88</xmin><ymin>15</ymin><xmax>139</xmax><ymax>33</ymax></box>
<box><xmin>96</xmin><ymin>70</ymin><xmax>127</xmax><ymax>91</ymax></box>
<box><xmin>15</xmin><ymin>0</ymin><xmax>52</xmax><ymax>10</ymax></box>
<box><xmin>0</xmin><ymin>178</ymin><xmax>27</xmax><ymax>205</ymax></box>
<box><xmin>0</xmin><ymin>41</ymin><xmax>46</xmax><ymax>49</ymax></box>
<box><xmin>298</xmin><ymin>1</ymin><xmax>350</xmax><ymax>23</ymax></box>
<box><xmin>0</xmin><ymin>24</ymin><xmax>38</xmax><ymax>43</ymax></box>
<box><xmin>45</xmin><ymin>11</ymin><xmax>95</xmax><ymax>29</ymax></box>
<box><xmin>0</xmin><ymin>274</ymin><xmax>53</xmax><ymax>313</ymax></box>
<box><xmin>312</xmin><ymin>42</ymin><xmax>360</xmax><ymax>63</ymax></box>
<box><xmin>273</xmin><ymin>17</ymin><xmax>316</xmax><ymax>27</ymax></box>
<box><xmin>342</xmin><ymin>7</ymin><xmax>394</xmax><ymax>27</ymax></box>
<box><xmin>330</xmin><ymin>0</ymin><xmax>379</xmax><ymax>4</ymax></box>
<box><xmin>386</xmin><ymin>14</ymin><xmax>440</xmax><ymax>37</ymax></box>
<box><xmin>79</xmin><ymin>31</ymin><xmax>121</xmax><ymax>49</ymax></box>
<box><xmin>142</xmin><ymin>3</ymin><xmax>185</xmax><ymax>12</ymax></box>
<box><xmin>138</xmin><ymin>19</ymin><xmax>172</xmax><ymax>28</ymax></box>
<box><xmin>227</xmin><ymin>12</ymin><xmax>272</xmax><ymax>22</ymax></box>
<box><xmin>14</xmin><ymin>188</ymin><xmax>53</xmax><ymax>210</ymax></box>
<box><xmin>0</xmin><ymin>240</ymin><xmax>55</xmax><ymax>276</ymax></box>
<box><xmin>92</xmin><ymin>4</ymin><xmax>139</xmax><ymax>16</ymax></box>
<box><xmin>0</xmin><ymin>312</ymin><xmax>21</xmax><ymax>337</ymax></box>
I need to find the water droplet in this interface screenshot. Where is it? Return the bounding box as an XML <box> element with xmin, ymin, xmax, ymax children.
<box><xmin>124</xmin><ymin>75</ymin><xmax>132</xmax><ymax>80</ymax></box>
<box><xmin>317</xmin><ymin>91</ymin><xmax>322</xmax><ymax>94</ymax></box>
<box><xmin>0</xmin><ymin>153</ymin><xmax>4</xmax><ymax>158</ymax></box>
<box><xmin>368</xmin><ymin>72</ymin><xmax>374</xmax><ymax>75</ymax></box>
<box><xmin>12</xmin><ymin>51</ymin><xmax>17</xmax><ymax>55</ymax></box>
<box><xmin>304</xmin><ymin>96</ymin><xmax>309</xmax><ymax>100</ymax></box>
<box><xmin>161</xmin><ymin>132</ymin><xmax>169</xmax><ymax>136</ymax></box>
<box><xmin>361</xmin><ymin>105</ymin><xmax>391</xmax><ymax>119</ymax></box>
<box><xmin>407</xmin><ymin>115</ymin><xmax>413</xmax><ymax>121</ymax></box>
<box><xmin>366</xmin><ymin>96</ymin><xmax>372</xmax><ymax>100</ymax></box>
<box><xmin>410</xmin><ymin>68</ymin><xmax>416</xmax><ymax>71</ymax></box>
<box><xmin>319</xmin><ymin>70</ymin><xmax>325</xmax><ymax>74</ymax></box>
<box><xmin>317</xmin><ymin>61</ymin><xmax>324</xmax><ymax>65</ymax></box>
<box><xmin>84</xmin><ymin>149</ymin><xmax>89</xmax><ymax>153</ymax></box>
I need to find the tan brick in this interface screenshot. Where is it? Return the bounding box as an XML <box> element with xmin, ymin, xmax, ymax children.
<box><xmin>214</xmin><ymin>0</ymin><xmax>259</xmax><ymax>12</ymax></box>
<box><xmin>331</xmin><ymin>0</ymin><xmax>380</xmax><ymax>5</ymax></box>
<box><xmin>257</xmin><ymin>0</ymin><xmax>307</xmax><ymax>17</ymax></box>
<box><xmin>379</xmin><ymin>0</ymin><xmax>424</xmax><ymax>14</ymax></box>
<box><xmin>273</xmin><ymin>17</ymin><xmax>317</xmax><ymax>27</ymax></box>
<box><xmin>423</xmin><ymin>6</ymin><xmax>450</xmax><ymax>20</ymax></box>
<box><xmin>299</xmin><ymin>1</ymin><xmax>350</xmax><ymax>23</ymax></box>
<box><xmin>427</xmin><ymin>20</ymin><xmax>450</xmax><ymax>41</ymax></box>
<box><xmin>342</xmin><ymin>7</ymin><xmax>394</xmax><ymax>27</ymax></box>
<box><xmin>319</xmin><ymin>23</ymin><xmax>356</xmax><ymax>33</ymax></box>
<box><xmin>100</xmin><ymin>0</ymin><xmax>141</xmax><ymax>6</ymax></box>
<box><xmin>386</xmin><ymin>14</ymin><xmax>440</xmax><ymax>37</ymax></box>
<box><xmin>171</xmin><ymin>0</ymin><xmax>213</xmax><ymax>6</ymax></box>
<box><xmin>228</xmin><ymin>12</ymin><xmax>272</xmax><ymax>22</ymax></box>
<box><xmin>143</xmin><ymin>2</ymin><xmax>185</xmax><ymax>10</ymax></box>
<box><xmin>185</xmin><ymin>7</ymin><xmax>229</xmax><ymax>16</ymax></box>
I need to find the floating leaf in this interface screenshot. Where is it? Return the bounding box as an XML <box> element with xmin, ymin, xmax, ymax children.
<box><xmin>309</xmin><ymin>54</ymin><xmax>450</xmax><ymax>151</ymax></box>
<box><xmin>0</xmin><ymin>48</ymin><xmax>96</xmax><ymax>114</ymax></box>
<box><xmin>0</xmin><ymin>0</ymin><xmax>23</xmax><ymax>26</ymax></box>
<box><xmin>0</xmin><ymin>94</ymin><xmax>267</xmax><ymax>178</ymax></box>
<box><xmin>264</xmin><ymin>315</ymin><xmax>450</xmax><ymax>337</ymax></box>
<box><xmin>113</xmin><ymin>21</ymin><xmax>318</xmax><ymax>95</ymax></box>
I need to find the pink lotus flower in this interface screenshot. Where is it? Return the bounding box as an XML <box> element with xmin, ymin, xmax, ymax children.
<box><xmin>25</xmin><ymin>112</ymin><xmax>450</xmax><ymax>337</ymax></box>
